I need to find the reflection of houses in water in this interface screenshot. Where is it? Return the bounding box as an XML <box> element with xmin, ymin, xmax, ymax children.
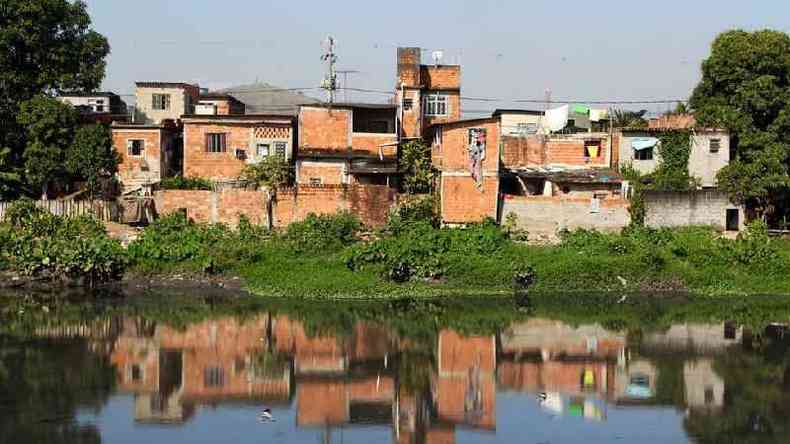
<box><xmin>498</xmin><ymin>319</ymin><xmax>626</xmax><ymax>419</ymax></box>
<box><xmin>613</xmin><ymin>359</ymin><xmax>658</xmax><ymax>404</ymax></box>
<box><xmin>109</xmin><ymin>315</ymin><xmax>291</xmax><ymax>424</ymax></box>
<box><xmin>683</xmin><ymin>359</ymin><xmax>724</xmax><ymax>412</ymax></box>
<box><xmin>642</xmin><ymin>322</ymin><xmax>743</xmax><ymax>354</ymax></box>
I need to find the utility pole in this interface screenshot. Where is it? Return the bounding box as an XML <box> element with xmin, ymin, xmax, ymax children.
<box><xmin>320</xmin><ymin>36</ymin><xmax>338</xmax><ymax>103</ymax></box>
<box><xmin>336</xmin><ymin>69</ymin><xmax>359</xmax><ymax>103</ymax></box>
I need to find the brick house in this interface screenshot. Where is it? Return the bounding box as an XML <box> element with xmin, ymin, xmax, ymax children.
<box><xmin>134</xmin><ymin>82</ymin><xmax>201</xmax><ymax>125</ymax></box>
<box><xmin>112</xmin><ymin>121</ymin><xmax>181</xmax><ymax>192</ymax></box>
<box><xmin>296</xmin><ymin>103</ymin><xmax>399</xmax><ymax>186</ymax></box>
<box><xmin>182</xmin><ymin>114</ymin><xmax>296</xmax><ymax>182</ymax></box>
<box><xmin>395</xmin><ymin>47</ymin><xmax>461</xmax><ymax>139</ymax></box>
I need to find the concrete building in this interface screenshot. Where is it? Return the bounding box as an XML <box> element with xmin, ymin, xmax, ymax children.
<box><xmin>181</xmin><ymin>114</ymin><xmax>295</xmax><ymax>182</ymax></box>
<box><xmin>194</xmin><ymin>94</ymin><xmax>246</xmax><ymax>116</ymax></box>
<box><xmin>618</xmin><ymin>127</ymin><xmax>730</xmax><ymax>188</ymax></box>
<box><xmin>134</xmin><ymin>82</ymin><xmax>201</xmax><ymax>124</ymax></box>
<box><xmin>296</xmin><ymin>103</ymin><xmax>399</xmax><ymax>186</ymax></box>
<box><xmin>58</xmin><ymin>91</ymin><xmax>127</xmax><ymax>115</ymax></box>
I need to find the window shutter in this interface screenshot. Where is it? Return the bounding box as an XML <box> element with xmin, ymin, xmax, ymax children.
<box><xmin>205</xmin><ymin>134</ymin><xmax>210</xmax><ymax>152</ymax></box>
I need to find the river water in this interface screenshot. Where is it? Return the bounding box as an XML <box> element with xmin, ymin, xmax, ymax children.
<box><xmin>0</xmin><ymin>293</ymin><xmax>788</xmax><ymax>443</ymax></box>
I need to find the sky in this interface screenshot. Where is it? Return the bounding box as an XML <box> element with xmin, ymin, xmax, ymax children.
<box><xmin>84</xmin><ymin>0</ymin><xmax>790</xmax><ymax>115</ymax></box>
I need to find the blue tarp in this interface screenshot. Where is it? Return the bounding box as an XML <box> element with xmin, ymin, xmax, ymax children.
<box><xmin>631</xmin><ymin>137</ymin><xmax>659</xmax><ymax>151</ymax></box>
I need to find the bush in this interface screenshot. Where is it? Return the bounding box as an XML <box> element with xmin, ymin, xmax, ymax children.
<box><xmin>159</xmin><ymin>176</ymin><xmax>214</xmax><ymax>190</ymax></box>
<box><xmin>0</xmin><ymin>200</ymin><xmax>126</xmax><ymax>282</ymax></box>
<box><xmin>346</xmin><ymin>219</ymin><xmax>509</xmax><ymax>281</ymax></box>
<box><xmin>727</xmin><ymin>219</ymin><xmax>777</xmax><ymax>265</ymax></box>
<box><xmin>281</xmin><ymin>212</ymin><xmax>362</xmax><ymax>253</ymax></box>
<box><xmin>386</xmin><ymin>196</ymin><xmax>439</xmax><ymax>234</ymax></box>
<box><xmin>126</xmin><ymin>212</ymin><xmax>270</xmax><ymax>274</ymax></box>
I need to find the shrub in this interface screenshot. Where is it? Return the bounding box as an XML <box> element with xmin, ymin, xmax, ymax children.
<box><xmin>728</xmin><ymin>219</ymin><xmax>777</xmax><ymax>265</ymax></box>
<box><xmin>281</xmin><ymin>212</ymin><xmax>362</xmax><ymax>253</ymax></box>
<box><xmin>386</xmin><ymin>195</ymin><xmax>439</xmax><ymax>233</ymax></box>
<box><xmin>0</xmin><ymin>200</ymin><xmax>126</xmax><ymax>282</ymax></box>
<box><xmin>159</xmin><ymin>176</ymin><xmax>214</xmax><ymax>190</ymax></box>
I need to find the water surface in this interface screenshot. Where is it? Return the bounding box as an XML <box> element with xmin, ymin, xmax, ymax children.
<box><xmin>1</xmin><ymin>293</ymin><xmax>788</xmax><ymax>443</ymax></box>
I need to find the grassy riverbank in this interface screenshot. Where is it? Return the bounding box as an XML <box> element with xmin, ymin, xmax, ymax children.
<box><xmin>2</xmin><ymin>199</ymin><xmax>789</xmax><ymax>298</ymax></box>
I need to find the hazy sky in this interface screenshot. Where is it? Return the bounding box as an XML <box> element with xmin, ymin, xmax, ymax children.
<box><xmin>84</xmin><ymin>0</ymin><xmax>789</xmax><ymax>115</ymax></box>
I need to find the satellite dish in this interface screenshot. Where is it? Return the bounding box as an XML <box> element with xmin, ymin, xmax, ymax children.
<box><xmin>432</xmin><ymin>50</ymin><xmax>444</xmax><ymax>65</ymax></box>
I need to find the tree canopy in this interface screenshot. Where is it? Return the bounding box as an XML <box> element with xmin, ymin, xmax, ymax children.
<box><xmin>690</xmin><ymin>30</ymin><xmax>790</xmax><ymax>213</ymax></box>
<box><xmin>66</xmin><ymin>124</ymin><xmax>119</xmax><ymax>197</ymax></box>
<box><xmin>0</xmin><ymin>0</ymin><xmax>110</xmax><ymax>198</ymax></box>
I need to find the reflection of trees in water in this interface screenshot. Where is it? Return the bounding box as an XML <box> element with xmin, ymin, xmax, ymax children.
<box><xmin>682</xmin><ymin>341</ymin><xmax>790</xmax><ymax>444</ymax></box>
<box><xmin>0</xmin><ymin>338</ymin><xmax>116</xmax><ymax>444</ymax></box>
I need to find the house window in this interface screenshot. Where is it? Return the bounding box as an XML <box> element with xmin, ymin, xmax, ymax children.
<box><xmin>402</xmin><ymin>98</ymin><xmax>413</xmax><ymax>111</ymax></box>
<box><xmin>634</xmin><ymin>147</ymin><xmax>653</xmax><ymax>161</ymax></box>
<box><xmin>424</xmin><ymin>94</ymin><xmax>448</xmax><ymax>117</ymax></box>
<box><xmin>704</xmin><ymin>386</ymin><xmax>714</xmax><ymax>405</ymax></box>
<box><xmin>129</xmin><ymin>364</ymin><xmax>142</xmax><ymax>382</ymax></box>
<box><xmin>257</xmin><ymin>143</ymin><xmax>270</xmax><ymax>157</ymax></box>
<box><xmin>204</xmin><ymin>367</ymin><xmax>225</xmax><ymax>388</ymax></box>
<box><xmin>152</xmin><ymin>93</ymin><xmax>171</xmax><ymax>111</ymax></box>
<box><xmin>709</xmin><ymin>138</ymin><xmax>721</xmax><ymax>153</ymax></box>
<box><xmin>206</xmin><ymin>133</ymin><xmax>227</xmax><ymax>153</ymax></box>
<box><xmin>309</xmin><ymin>177</ymin><xmax>322</xmax><ymax>186</ymax></box>
<box><xmin>127</xmin><ymin>139</ymin><xmax>145</xmax><ymax>157</ymax></box>
<box><xmin>274</xmin><ymin>142</ymin><xmax>287</xmax><ymax>157</ymax></box>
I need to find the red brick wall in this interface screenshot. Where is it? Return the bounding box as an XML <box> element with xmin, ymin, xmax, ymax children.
<box><xmin>437</xmin><ymin>119</ymin><xmax>499</xmax><ymax>172</ymax></box>
<box><xmin>154</xmin><ymin>190</ymin><xmax>214</xmax><ymax>222</ymax></box>
<box><xmin>649</xmin><ymin>113</ymin><xmax>696</xmax><ymax>129</ymax></box>
<box><xmin>441</xmin><ymin>176</ymin><xmax>499</xmax><ymax>224</ymax></box>
<box><xmin>398</xmin><ymin>47</ymin><xmax>422</xmax><ymax>87</ymax></box>
<box><xmin>545</xmin><ymin>139</ymin><xmax>608</xmax><ymax>167</ymax></box>
<box><xmin>420</xmin><ymin>66</ymin><xmax>461</xmax><ymax>90</ymax></box>
<box><xmin>113</xmin><ymin>128</ymin><xmax>162</xmax><ymax>183</ymax></box>
<box><xmin>501</xmin><ymin>136</ymin><xmax>547</xmax><ymax>167</ymax></box>
<box><xmin>300</xmin><ymin>107</ymin><xmax>351</xmax><ymax>152</ymax></box>
<box><xmin>297</xmin><ymin>161</ymin><xmax>346</xmax><ymax>185</ymax></box>
<box><xmin>502</xmin><ymin>135</ymin><xmax>610</xmax><ymax>168</ymax></box>
<box><xmin>351</xmin><ymin>133</ymin><xmax>398</xmax><ymax>156</ymax></box>
<box><xmin>155</xmin><ymin>184</ymin><xmax>397</xmax><ymax>227</ymax></box>
<box><xmin>424</xmin><ymin>92</ymin><xmax>461</xmax><ymax>127</ymax></box>
<box><xmin>184</xmin><ymin>122</ymin><xmax>251</xmax><ymax>180</ymax></box>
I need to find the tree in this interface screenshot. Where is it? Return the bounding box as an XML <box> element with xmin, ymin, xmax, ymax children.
<box><xmin>400</xmin><ymin>140</ymin><xmax>435</xmax><ymax>194</ymax></box>
<box><xmin>0</xmin><ymin>0</ymin><xmax>109</xmax><ymax>194</ymax></box>
<box><xmin>240</xmin><ymin>155</ymin><xmax>292</xmax><ymax>229</ymax></box>
<box><xmin>66</xmin><ymin>124</ymin><xmax>119</xmax><ymax>197</ymax></box>
<box><xmin>17</xmin><ymin>95</ymin><xmax>79</xmax><ymax>198</ymax></box>
<box><xmin>689</xmin><ymin>30</ymin><xmax>790</xmax><ymax>215</ymax></box>
<box><xmin>610</xmin><ymin>108</ymin><xmax>648</xmax><ymax>128</ymax></box>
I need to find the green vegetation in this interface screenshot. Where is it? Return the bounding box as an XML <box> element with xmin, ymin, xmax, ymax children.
<box><xmin>1</xmin><ymin>0</ymin><xmax>110</xmax><ymax>199</ymax></box>
<box><xmin>0</xmin><ymin>200</ymin><xmax>125</xmax><ymax>284</ymax></box>
<box><xmin>66</xmin><ymin>124</ymin><xmax>119</xmax><ymax>197</ymax></box>
<box><xmin>158</xmin><ymin>175</ymin><xmax>214</xmax><ymax>190</ymax></box>
<box><xmin>690</xmin><ymin>29</ymin><xmax>790</xmax><ymax>221</ymax></box>
<box><xmin>400</xmin><ymin>139</ymin><xmax>436</xmax><ymax>194</ymax></box>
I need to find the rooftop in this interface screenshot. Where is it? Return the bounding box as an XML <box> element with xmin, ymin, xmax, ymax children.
<box><xmin>301</xmin><ymin>102</ymin><xmax>396</xmax><ymax>110</ymax></box>
<box><xmin>493</xmin><ymin>109</ymin><xmax>544</xmax><ymax>116</ymax></box>
<box><xmin>507</xmin><ymin>167</ymin><xmax>622</xmax><ymax>184</ymax></box>
<box><xmin>135</xmin><ymin>82</ymin><xmax>198</xmax><ymax>89</ymax></box>
<box><xmin>181</xmin><ymin>113</ymin><xmax>294</xmax><ymax>122</ymax></box>
<box><xmin>59</xmin><ymin>91</ymin><xmax>120</xmax><ymax>98</ymax></box>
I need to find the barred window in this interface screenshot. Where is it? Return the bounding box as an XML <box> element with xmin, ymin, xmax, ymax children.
<box><xmin>206</xmin><ymin>133</ymin><xmax>227</xmax><ymax>153</ymax></box>
<box><xmin>424</xmin><ymin>94</ymin><xmax>448</xmax><ymax>117</ymax></box>
<box><xmin>275</xmin><ymin>142</ymin><xmax>287</xmax><ymax>157</ymax></box>
<box><xmin>152</xmin><ymin>94</ymin><xmax>171</xmax><ymax>110</ymax></box>
<box><xmin>204</xmin><ymin>367</ymin><xmax>225</xmax><ymax>388</ymax></box>
<box><xmin>709</xmin><ymin>138</ymin><xmax>721</xmax><ymax>153</ymax></box>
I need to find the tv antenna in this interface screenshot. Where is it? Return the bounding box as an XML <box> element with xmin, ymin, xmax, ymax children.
<box><xmin>320</xmin><ymin>36</ymin><xmax>338</xmax><ymax>103</ymax></box>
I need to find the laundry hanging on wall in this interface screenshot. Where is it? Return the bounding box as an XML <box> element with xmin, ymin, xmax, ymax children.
<box><xmin>468</xmin><ymin>128</ymin><xmax>487</xmax><ymax>189</ymax></box>
<box><xmin>544</xmin><ymin>105</ymin><xmax>569</xmax><ymax>132</ymax></box>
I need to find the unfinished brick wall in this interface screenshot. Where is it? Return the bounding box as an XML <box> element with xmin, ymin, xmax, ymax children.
<box><xmin>644</xmin><ymin>190</ymin><xmax>742</xmax><ymax>230</ymax></box>
<box><xmin>113</xmin><ymin>128</ymin><xmax>162</xmax><ymax>185</ymax></box>
<box><xmin>437</xmin><ymin>119</ymin><xmax>499</xmax><ymax>172</ymax></box>
<box><xmin>350</xmin><ymin>133</ymin><xmax>398</xmax><ymax>156</ymax></box>
<box><xmin>297</xmin><ymin>160</ymin><xmax>347</xmax><ymax>185</ymax></box>
<box><xmin>299</xmin><ymin>107</ymin><xmax>351</xmax><ymax>152</ymax></box>
<box><xmin>501</xmin><ymin>136</ymin><xmax>547</xmax><ymax>167</ymax></box>
<box><xmin>397</xmin><ymin>47</ymin><xmax>422</xmax><ymax>87</ymax></box>
<box><xmin>155</xmin><ymin>184</ymin><xmax>396</xmax><ymax>227</ymax></box>
<box><xmin>420</xmin><ymin>66</ymin><xmax>461</xmax><ymax>90</ymax></box>
<box><xmin>441</xmin><ymin>176</ymin><xmax>499</xmax><ymax>224</ymax></box>
<box><xmin>183</xmin><ymin>122</ymin><xmax>251</xmax><ymax>180</ymax></box>
<box><xmin>545</xmin><ymin>138</ymin><xmax>609</xmax><ymax>167</ymax></box>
